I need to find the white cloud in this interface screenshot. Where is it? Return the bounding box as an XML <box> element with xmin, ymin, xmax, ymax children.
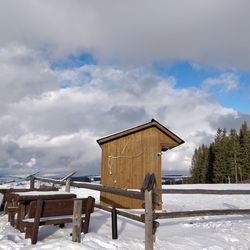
<box><xmin>26</xmin><ymin>157</ymin><xmax>36</xmax><ymax>168</ymax></box>
<box><xmin>1</xmin><ymin>54</ymin><xmax>248</xmax><ymax>176</ymax></box>
<box><xmin>0</xmin><ymin>1</ymin><xmax>250</xmax><ymax>69</ymax></box>
<box><xmin>203</xmin><ymin>73</ymin><xmax>239</xmax><ymax>92</ymax></box>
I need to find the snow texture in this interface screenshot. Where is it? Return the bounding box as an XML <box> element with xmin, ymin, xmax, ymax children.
<box><xmin>1</xmin><ymin>180</ymin><xmax>250</xmax><ymax>249</ymax></box>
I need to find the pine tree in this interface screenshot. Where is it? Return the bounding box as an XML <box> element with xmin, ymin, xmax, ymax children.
<box><xmin>228</xmin><ymin>129</ymin><xmax>241</xmax><ymax>183</ymax></box>
<box><xmin>190</xmin><ymin>145</ymin><xmax>209</xmax><ymax>183</ymax></box>
<box><xmin>190</xmin><ymin>148</ymin><xmax>202</xmax><ymax>183</ymax></box>
<box><xmin>200</xmin><ymin>144</ymin><xmax>209</xmax><ymax>182</ymax></box>
<box><xmin>205</xmin><ymin>143</ymin><xmax>215</xmax><ymax>183</ymax></box>
<box><xmin>213</xmin><ymin>128</ymin><xmax>230</xmax><ymax>183</ymax></box>
<box><xmin>190</xmin><ymin>121</ymin><xmax>250</xmax><ymax>184</ymax></box>
<box><xmin>239</xmin><ymin>121</ymin><xmax>250</xmax><ymax>181</ymax></box>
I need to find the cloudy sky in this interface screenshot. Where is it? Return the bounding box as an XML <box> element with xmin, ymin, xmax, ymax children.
<box><xmin>0</xmin><ymin>0</ymin><xmax>250</xmax><ymax>177</ymax></box>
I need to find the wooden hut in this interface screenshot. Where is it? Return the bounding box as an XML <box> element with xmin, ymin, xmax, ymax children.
<box><xmin>97</xmin><ymin>119</ymin><xmax>184</xmax><ymax>209</ymax></box>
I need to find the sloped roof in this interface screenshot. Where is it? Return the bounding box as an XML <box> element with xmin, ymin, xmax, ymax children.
<box><xmin>97</xmin><ymin>119</ymin><xmax>184</xmax><ymax>148</ymax></box>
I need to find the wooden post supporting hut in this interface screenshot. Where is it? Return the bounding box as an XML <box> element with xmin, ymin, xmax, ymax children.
<box><xmin>97</xmin><ymin>119</ymin><xmax>184</xmax><ymax>209</ymax></box>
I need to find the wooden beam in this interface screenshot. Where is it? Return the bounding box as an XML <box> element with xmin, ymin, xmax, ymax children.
<box><xmin>34</xmin><ymin>176</ymin><xmax>144</xmax><ymax>200</ymax></box>
<box><xmin>155</xmin><ymin>209</ymin><xmax>250</xmax><ymax>219</ymax></box>
<box><xmin>111</xmin><ymin>208</ymin><xmax>118</xmax><ymax>239</ymax></box>
<box><xmin>61</xmin><ymin>171</ymin><xmax>77</xmax><ymax>181</ymax></box>
<box><xmin>26</xmin><ymin>171</ymin><xmax>40</xmax><ymax>181</ymax></box>
<box><xmin>30</xmin><ymin>176</ymin><xmax>35</xmax><ymax>190</ymax></box>
<box><xmin>158</xmin><ymin>189</ymin><xmax>250</xmax><ymax>195</ymax></box>
<box><xmin>95</xmin><ymin>204</ymin><xmax>144</xmax><ymax>223</ymax></box>
<box><xmin>65</xmin><ymin>178</ymin><xmax>71</xmax><ymax>192</ymax></box>
<box><xmin>145</xmin><ymin>189</ymin><xmax>153</xmax><ymax>250</ymax></box>
<box><xmin>72</xmin><ymin>199</ymin><xmax>83</xmax><ymax>243</ymax></box>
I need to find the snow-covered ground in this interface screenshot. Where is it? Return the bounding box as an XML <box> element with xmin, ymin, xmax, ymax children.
<box><xmin>1</xmin><ymin>179</ymin><xmax>250</xmax><ymax>249</ymax></box>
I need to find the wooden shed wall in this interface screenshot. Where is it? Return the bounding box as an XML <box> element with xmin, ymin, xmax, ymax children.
<box><xmin>100</xmin><ymin>127</ymin><xmax>179</xmax><ymax>209</ymax></box>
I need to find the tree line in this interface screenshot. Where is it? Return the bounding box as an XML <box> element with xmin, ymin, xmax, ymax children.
<box><xmin>190</xmin><ymin>121</ymin><xmax>250</xmax><ymax>183</ymax></box>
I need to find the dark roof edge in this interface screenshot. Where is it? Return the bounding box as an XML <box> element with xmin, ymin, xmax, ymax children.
<box><xmin>97</xmin><ymin>118</ymin><xmax>184</xmax><ymax>146</ymax></box>
<box><xmin>96</xmin><ymin>120</ymin><xmax>153</xmax><ymax>145</ymax></box>
<box><xmin>150</xmin><ymin>119</ymin><xmax>185</xmax><ymax>145</ymax></box>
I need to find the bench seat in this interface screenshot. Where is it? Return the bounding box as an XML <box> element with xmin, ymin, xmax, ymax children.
<box><xmin>23</xmin><ymin>196</ymin><xmax>95</xmax><ymax>244</ymax></box>
<box><xmin>23</xmin><ymin>214</ymin><xmax>86</xmax><ymax>223</ymax></box>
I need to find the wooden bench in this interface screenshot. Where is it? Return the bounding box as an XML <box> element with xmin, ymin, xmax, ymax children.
<box><xmin>7</xmin><ymin>191</ymin><xmax>77</xmax><ymax>232</ymax></box>
<box><xmin>1</xmin><ymin>186</ymin><xmax>58</xmax><ymax>213</ymax></box>
<box><xmin>23</xmin><ymin>196</ymin><xmax>95</xmax><ymax>244</ymax></box>
<box><xmin>3</xmin><ymin>187</ymin><xmax>59</xmax><ymax>226</ymax></box>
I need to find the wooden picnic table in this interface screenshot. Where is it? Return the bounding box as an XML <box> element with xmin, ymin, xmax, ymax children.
<box><xmin>7</xmin><ymin>191</ymin><xmax>77</xmax><ymax>232</ymax></box>
<box><xmin>0</xmin><ymin>186</ymin><xmax>59</xmax><ymax>211</ymax></box>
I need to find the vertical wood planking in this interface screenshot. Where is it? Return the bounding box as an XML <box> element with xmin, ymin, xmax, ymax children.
<box><xmin>99</xmin><ymin>123</ymin><xmax>180</xmax><ymax>209</ymax></box>
<box><xmin>100</xmin><ymin>143</ymin><xmax>109</xmax><ymax>206</ymax></box>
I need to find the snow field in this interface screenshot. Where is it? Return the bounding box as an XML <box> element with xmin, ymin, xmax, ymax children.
<box><xmin>0</xmin><ymin>182</ymin><xmax>250</xmax><ymax>249</ymax></box>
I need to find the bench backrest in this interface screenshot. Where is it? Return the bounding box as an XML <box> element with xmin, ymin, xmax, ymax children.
<box><xmin>28</xmin><ymin>196</ymin><xmax>95</xmax><ymax>218</ymax></box>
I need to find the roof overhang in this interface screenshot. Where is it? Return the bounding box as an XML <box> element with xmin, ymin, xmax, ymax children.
<box><xmin>97</xmin><ymin>119</ymin><xmax>184</xmax><ymax>149</ymax></box>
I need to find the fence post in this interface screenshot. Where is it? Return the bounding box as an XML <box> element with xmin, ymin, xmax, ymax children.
<box><xmin>65</xmin><ymin>178</ymin><xmax>71</xmax><ymax>192</ymax></box>
<box><xmin>142</xmin><ymin>173</ymin><xmax>158</xmax><ymax>250</ymax></box>
<box><xmin>30</xmin><ymin>176</ymin><xmax>35</xmax><ymax>190</ymax></box>
<box><xmin>145</xmin><ymin>189</ymin><xmax>153</xmax><ymax>250</ymax></box>
<box><xmin>72</xmin><ymin>199</ymin><xmax>82</xmax><ymax>242</ymax></box>
<box><xmin>111</xmin><ymin>208</ymin><xmax>118</xmax><ymax>239</ymax></box>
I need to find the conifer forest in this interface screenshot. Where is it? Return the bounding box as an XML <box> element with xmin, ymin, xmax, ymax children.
<box><xmin>190</xmin><ymin>121</ymin><xmax>250</xmax><ymax>183</ymax></box>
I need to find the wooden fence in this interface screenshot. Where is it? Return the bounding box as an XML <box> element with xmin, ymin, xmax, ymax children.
<box><xmin>30</xmin><ymin>173</ymin><xmax>250</xmax><ymax>250</ymax></box>
<box><xmin>31</xmin><ymin>173</ymin><xmax>157</xmax><ymax>250</ymax></box>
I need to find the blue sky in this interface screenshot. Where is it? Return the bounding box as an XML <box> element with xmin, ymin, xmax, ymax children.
<box><xmin>153</xmin><ymin>61</ymin><xmax>250</xmax><ymax>113</ymax></box>
<box><xmin>53</xmin><ymin>54</ymin><xmax>250</xmax><ymax>114</ymax></box>
<box><xmin>51</xmin><ymin>53</ymin><xmax>97</xmax><ymax>70</ymax></box>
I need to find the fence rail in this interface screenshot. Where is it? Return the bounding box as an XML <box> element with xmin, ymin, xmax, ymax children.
<box><xmin>154</xmin><ymin>209</ymin><xmax>250</xmax><ymax>219</ymax></box>
<box><xmin>31</xmin><ymin>173</ymin><xmax>250</xmax><ymax>250</ymax></box>
<box><xmin>33</xmin><ymin>173</ymin><xmax>156</xmax><ymax>250</ymax></box>
<box><xmin>34</xmin><ymin>176</ymin><xmax>144</xmax><ymax>200</ymax></box>
<box><xmin>95</xmin><ymin>204</ymin><xmax>144</xmax><ymax>223</ymax></box>
<box><xmin>158</xmin><ymin>188</ymin><xmax>250</xmax><ymax>195</ymax></box>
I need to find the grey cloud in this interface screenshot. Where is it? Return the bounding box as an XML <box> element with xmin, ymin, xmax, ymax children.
<box><xmin>106</xmin><ymin>105</ymin><xmax>149</xmax><ymax>132</ymax></box>
<box><xmin>210</xmin><ymin>112</ymin><xmax>250</xmax><ymax>132</ymax></box>
<box><xmin>0</xmin><ymin>141</ymin><xmax>35</xmax><ymax>176</ymax></box>
<box><xmin>0</xmin><ymin>132</ymin><xmax>100</xmax><ymax>177</ymax></box>
<box><xmin>0</xmin><ymin>1</ymin><xmax>250</xmax><ymax>69</ymax></box>
<box><xmin>191</xmin><ymin>131</ymin><xmax>215</xmax><ymax>146</ymax></box>
<box><xmin>0</xmin><ymin>46</ymin><xmax>59</xmax><ymax>112</ymax></box>
<box><xmin>0</xmin><ymin>52</ymin><xmax>250</xmax><ymax>176</ymax></box>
